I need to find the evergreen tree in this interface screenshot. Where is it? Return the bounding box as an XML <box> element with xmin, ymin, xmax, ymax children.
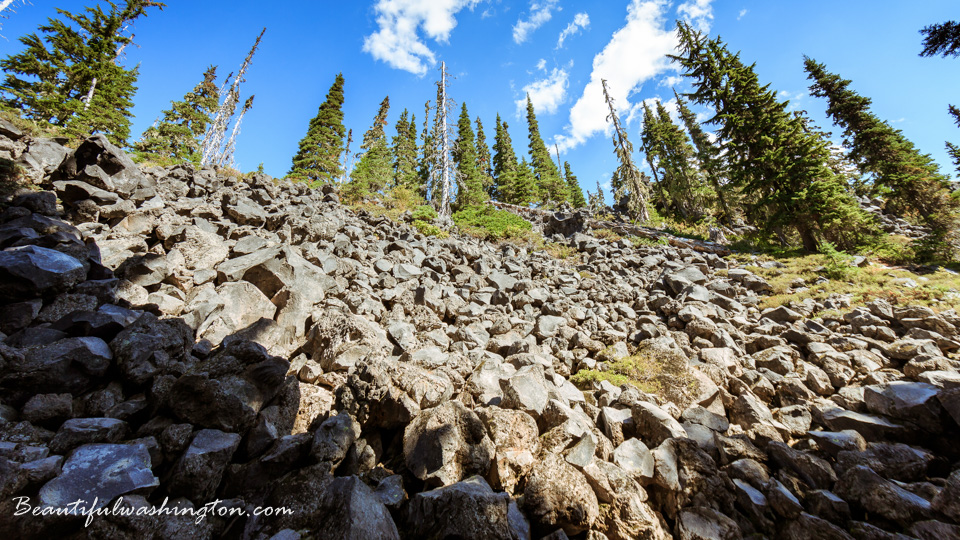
<box><xmin>475</xmin><ymin>117</ymin><xmax>495</xmax><ymax>197</ymax></box>
<box><xmin>588</xmin><ymin>179</ymin><xmax>607</xmax><ymax>215</ymax></box>
<box><xmin>289</xmin><ymin>73</ymin><xmax>346</xmax><ymax>185</ymax></box>
<box><xmin>346</xmin><ymin>96</ymin><xmax>392</xmax><ymax>201</ymax></box>
<box><xmin>563</xmin><ymin>161</ymin><xmax>586</xmax><ymax>208</ymax></box>
<box><xmin>453</xmin><ymin>102</ymin><xmax>486</xmax><ymax>208</ymax></box>
<box><xmin>418</xmin><ymin>101</ymin><xmax>433</xmax><ymax>197</ymax></box>
<box><xmin>805</xmin><ymin>56</ymin><xmax>958</xmax><ymax>257</ymax></box>
<box><xmin>640</xmin><ymin>99</ymin><xmax>707</xmax><ymax>221</ymax></box>
<box><xmin>391</xmin><ymin>109</ymin><xmax>420</xmax><ymax>189</ymax></box>
<box><xmin>134</xmin><ymin>66</ymin><xmax>218</xmax><ymax>164</ymax></box>
<box><xmin>493</xmin><ymin>115</ymin><xmax>536</xmax><ymax>205</ymax></box>
<box><xmin>919</xmin><ymin>20</ymin><xmax>960</xmax><ymax>176</ymax></box>
<box><xmin>525</xmin><ymin>94</ymin><xmax>567</xmax><ymax>206</ymax></box>
<box><xmin>675</xmin><ymin>91</ymin><xmax>733</xmax><ymax>223</ymax></box>
<box><xmin>0</xmin><ymin>0</ymin><xmax>164</xmax><ymax>146</ymax></box>
<box><xmin>672</xmin><ymin>22</ymin><xmax>874</xmax><ymax>251</ymax></box>
<box><xmin>511</xmin><ymin>158</ymin><xmax>538</xmax><ymax>207</ymax></box>
<box><xmin>920</xmin><ymin>21</ymin><xmax>960</xmax><ymax>58</ymax></box>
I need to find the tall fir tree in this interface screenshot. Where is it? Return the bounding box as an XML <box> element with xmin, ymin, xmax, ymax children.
<box><xmin>640</xmin><ymin>99</ymin><xmax>707</xmax><ymax>221</ymax></box>
<box><xmin>675</xmin><ymin>91</ymin><xmax>733</xmax><ymax>223</ymax></box>
<box><xmin>134</xmin><ymin>66</ymin><xmax>218</xmax><ymax>164</ymax></box>
<box><xmin>919</xmin><ymin>20</ymin><xmax>960</xmax><ymax>176</ymax></box>
<box><xmin>0</xmin><ymin>0</ymin><xmax>164</xmax><ymax>146</ymax></box>
<box><xmin>289</xmin><ymin>73</ymin><xmax>346</xmax><ymax>185</ymax></box>
<box><xmin>525</xmin><ymin>94</ymin><xmax>567</xmax><ymax>206</ymax></box>
<box><xmin>391</xmin><ymin>109</ymin><xmax>420</xmax><ymax>189</ymax></box>
<box><xmin>346</xmin><ymin>96</ymin><xmax>392</xmax><ymax>201</ymax></box>
<box><xmin>493</xmin><ymin>115</ymin><xmax>536</xmax><ymax>205</ymax></box>
<box><xmin>475</xmin><ymin>116</ymin><xmax>495</xmax><ymax>197</ymax></box>
<box><xmin>672</xmin><ymin>22</ymin><xmax>874</xmax><ymax>251</ymax></box>
<box><xmin>563</xmin><ymin>161</ymin><xmax>586</xmax><ymax>208</ymax></box>
<box><xmin>453</xmin><ymin>102</ymin><xmax>485</xmax><ymax>208</ymax></box>
<box><xmin>805</xmin><ymin>56</ymin><xmax>958</xmax><ymax>257</ymax></box>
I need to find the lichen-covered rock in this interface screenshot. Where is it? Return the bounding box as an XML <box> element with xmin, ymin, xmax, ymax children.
<box><xmin>522</xmin><ymin>453</ymin><xmax>600</xmax><ymax>536</ymax></box>
<box><xmin>403</xmin><ymin>400</ymin><xmax>494</xmax><ymax>488</ymax></box>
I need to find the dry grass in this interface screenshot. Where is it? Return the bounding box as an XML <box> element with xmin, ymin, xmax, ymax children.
<box><xmin>728</xmin><ymin>252</ymin><xmax>960</xmax><ymax>312</ymax></box>
<box><xmin>571</xmin><ymin>341</ymin><xmax>700</xmax><ymax>407</ymax></box>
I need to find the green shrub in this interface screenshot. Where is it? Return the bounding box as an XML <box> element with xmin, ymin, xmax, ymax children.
<box><xmin>629</xmin><ymin>235</ymin><xmax>669</xmax><ymax>247</ymax></box>
<box><xmin>413</xmin><ymin>219</ymin><xmax>448</xmax><ymax>238</ymax></box>
<box><xmin>820</xmin><ymin>241</ymin><xmax>853</xmax><ymax>280</ymax></box>
<box><xmin>452</xmin><ymin>205</ymin><xmax>532</xmax><ymax>240</ymax></box>
<box><xmin>411</xmin><ymin>204</ymin><xmax>438</xmax><ymax>222</ymax></box>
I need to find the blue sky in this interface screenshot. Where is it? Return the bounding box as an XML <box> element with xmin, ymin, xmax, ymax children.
<box><xmin>2</xmin><ymin>1</ymin><xmax>959</xmax><ymax>200</ymax></box>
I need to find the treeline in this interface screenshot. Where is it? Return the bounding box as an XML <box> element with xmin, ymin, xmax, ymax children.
<box><xmin>287</xmin><ymin>62</ymin><xmax>587</xmax><ymax>219</ymax></box>
<box><xmin>631</xmin><ymin>21</ymin><xmax>960</xmax><ymax>261</ymax></box>
<box><xmin>1</xmin><ymin>2</ymin><xmax>958</xmax><ymax>260</ymax></box>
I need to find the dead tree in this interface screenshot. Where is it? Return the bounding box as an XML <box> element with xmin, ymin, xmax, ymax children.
<box><xmin>429</xmin><ymin>61</ymin><xmax>457</xmax><ymax>218</ymax></box>
<box><xmin>602</xmin><ymin>78</ymin><xmax>649</xmax><ymax>222</ymax></box>
<box><xmin>202</xmin><ymin>27</ymin><xmax>265</xmax><ymax>166</ymax></box>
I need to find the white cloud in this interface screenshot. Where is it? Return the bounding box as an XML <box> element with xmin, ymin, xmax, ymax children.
<box><xmin>536</xmin><ymin>58</ymin><xmax>547</xmax><ymax>71</ymax></box>
<box><xmin>513</xmin><ymin>0</ymin><xmax>560</xmax><ymax>44</ymax></box>
<box><xmin>363</xmin><ymin>0</ymin><xmax>483</xmax><ymax>76</ymax></box>
<box><xmin>658</xmin><ymin>75</ymin><xmax>683</xmax><ymax>88</ymax></box>
<box><xmin>517</xmin><ymin>66</ymin><xmax>570</xmax><ymax>117</ymax></box>
<box><xmin>556</xmin><ymin>12</ymin><xmax>590</xmax><ymax>49</ymax></box>
<box><xmin>678</xmin><ymin>0</ymin><xmax>713</xmax><ymax>32</ymax></box>
<box><xmin>737</xmin><ymin>8</ymin><xmax>748</xmax><ymax>20</ymax></box>
<box><xmin>557</xmin><ymin>0</ymin><xmax>698</xmax><ymax>151</ymax></box>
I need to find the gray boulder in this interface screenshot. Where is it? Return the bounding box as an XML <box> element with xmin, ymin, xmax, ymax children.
<box><xmin>403</xmin><ymin>400</ymin><xmax>494</xmax><ymax>488</ymax></box>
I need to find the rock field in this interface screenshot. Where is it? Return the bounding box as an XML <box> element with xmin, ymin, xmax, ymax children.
<box><xmin>1</xmin><ymin>129</ymin><xmax>959</xmax><ymax>539</ymax></box>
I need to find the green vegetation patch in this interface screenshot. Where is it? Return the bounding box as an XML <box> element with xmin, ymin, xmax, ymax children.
<box><xmin>571</xmin><ymin>341</ymin><xmax>700</xmax><ymax>408</ymax></box>
<box><xmin>452</xmin><ymin>205</ymin><xmax>532</xmax><ymax>240</ymax></box>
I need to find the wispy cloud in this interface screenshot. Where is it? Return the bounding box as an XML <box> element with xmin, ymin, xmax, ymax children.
<box><xmin>363</xmin><ymin>0</ymin><xmax>483</xmax><ymax>76</ymax></box>
<box><xmin>513</xmin><ymin>0</ymin><xmax>560</xmax><ymax>44</ymax></box>
<box><xmin>737</xmin><ymin>8</ymin><xmax>748</xmax><ymax>20</ymax></box>
<box><xmin>678</xmin><ymin>0</ymin><xmax>713</xmax><ymax>32</ymax></box>
<box><xmin>517</xmin><ymin>65</ymin><xmax>570</xmax><ymax>117</ymax></box>
<box><xmin>536</xmin><ymin>58</ymin><xmax>547</xmax><ymax>71</ymax></box>
<box><xmin>556</xmin><ymin>12</ymin><xmax>590</xmax><ymax>49</ymax></box>
<box><xmin>557</xmin><ymin>0</ymin><xmax>704</xmax><ymax>151</ymax></box>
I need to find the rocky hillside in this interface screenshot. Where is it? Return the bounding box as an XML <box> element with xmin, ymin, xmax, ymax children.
<box><xmin>0</xmin><ymin>128</ymin><xmax>959</xmax><ymax>540</ymax></box>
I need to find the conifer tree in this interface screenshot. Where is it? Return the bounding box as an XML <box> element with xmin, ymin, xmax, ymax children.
<box><xmin>805</xmin><ymin>56</ymin><xmax>958</xmax><ymax>257</ymax></box>
<box><xmin>418</xmin><ymin>101</ymin><xmax>433</xmax><ymax>196</ymax></box>
<box><xmin>602</xmin><ymin>79</ymin><xmax>649</xmax><ymax>222</ymax></box>
<box><xmin>588</xmin><ymin>179</ymin><xmax>606</xmax><ymax>215</ymax></box>
<box><xmin>675</xmin><ymin>91</ymin><xmax>733</xmax><ymax>223</ymax></box>
<box><xmin>391</xmin><ymin>109</ymin><xmax>419</xmax><ymax>189</ymax></box>
<box><xmin>493</xmin><ymin>115</ymin><xmax>536</xmax><ymax>205</ymax></box>
<box><xmin>525</xmin><ymin>94</ymin><xmax>567</xmax><ymax>206</ymax></box>
<box><xmin>512</xmin><ymin>158</ymin><xmax>538</xmax><ymax>207</ymax></box>
<box><xmin>134</xmin><ymin>66</ymin><xmax>218</xmax><ymax>164</ymax></box>
<box><xmin>672</xmin><ymin>22</ymin><xmax>874</xmax><ymax>251</ymax></box>
<box><xmin>453</xmin><ymin>102</ymin><xmax>485</xmax><ymax>208</ymax></box>
<box><xmin>640</xmin><ymin>99</ymin><xmax>707</xmax><ymax>221</ymax></box>
<box><xmin>919</xmin><ymin>20</ymin><xmax>960</xmax><ymax>176</ymax></box>
<box><xmin>346</xmin><ymin>96</ymin><xmax>392</xmax><ymax>200</ymax></box>
<box><xmin>0</xmin><ymin>0</ymin><xmax>163</xmax><ymax>145</ymax></box>
<box><xmin>563</xmin><ymin>161</ymin><xmax>586</xmax><ymax>208</ymax></box>
<box><xmin>475</xmin><ymin>117</ymin><xmax>495</xmax><ymax>197</ymax></box>
<box><xmin>289</xmin><ymin>73</ymin><xmax>346</xmax><ymax>185</ymax></box>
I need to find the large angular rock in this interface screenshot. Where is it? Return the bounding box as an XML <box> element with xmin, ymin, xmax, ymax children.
<box><xmin>1</xmin><ymin>336</ymin><xmax>113</xmax><ymax>396</ymax></box>
<box><xmin>478</xmin><ymin>407</ymin><xmax>540</xmax><ymax>494</ymax></box>
<box><xmin>168</xmin><ymin>339</ymin><xmax>288</xmax><ymax>434</ymax></box>
<box><xmin>677</xmin><ymin>506</ymin><xmax>741</xmax><ymax>540</ymax></box>
<box><xmin>55</xmin><ymin>134</ymin><xmax>146</xmax><ymax>196</ymax></box>
<box><xmin>49</xmin><ymin>417</ymin><xmax>127</xmax><ymax>454</ymax></box>
<box><xmin>39</xmin><ymin>443</ymin><xmax>158</xmax><ymax>512</ymax></box>
<box><xmin>632</xmin><ymin>401</ymin><xmax>687</xmax><ymax>446</ymax></box>
<box><xmin>834</xmin><ymin>465</ymin><xmax>932</xmax><ymax>527</ymax></box>
<box><xmin>167</xmin><ymin>429</ymin><xmax>241</xmax><ymax>501</ymax></box>
<box><xmin>198</xmin><ymin>282</ymin><xmax>277</xmax><ymax>345</ymax></box>
<box><xmin>500</xmin><ymin>365</ymin><xmax>550</xmax><ymax>420</ymax></box>
<box><xmin>405</xmin><ymin>476</ymin><xmax>529</xmax><ymax>540</ymax></box>
<box><xmin>0</xmin><ymin>245</ymin><xmax>86</xmax><ymax>301</ymax></box>
<box><xmin>613</xmin><ymin>438</ymin><xmax>655</xmax><ymax>481</ymax></box>
<box><xmin>244</xmin><ymin>465</ymin><xmax>399</xmax><ymax>540</ymax></box>
<box><xmin>931</xmin><ymin>469</ymin><xmax>960</xmax><ymax>523</ymax></box>
<box><xmin>111</xmin><ymin>313</ymin><xmax>193</xmax><ymax>386</ymax></box>
<box><xmin>522</xmin><ymin>453</ymin><xmax>600</xmax><ymax>536</ymax></box>
<box><xmin>864</xmin><ymin>381</ymin><xmax>943</xmax><ymax>433</ymax></box>
<box><xmin>403</xmin><ymin>400</ymin><xmax>495</xmax><ymax>488</ymax></box>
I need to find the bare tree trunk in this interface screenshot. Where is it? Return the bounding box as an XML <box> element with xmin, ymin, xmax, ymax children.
<box><xmin>202</xmin><ymin>28</ymin><xmax>265</xmax><ymax>166</ymax></box>
<box><xmin>438</xmin><ymin>62</ymin><xmax>452</xmax><ymax>217</ymax></box>
<box><xmin>602</xmin><ymin>79</ymin><xmax>649</xmax><ymax>222</ymax></box>
<box><xmin>218</xmin><ymin>95</ymin><xmax>254</xmax><ymax>168</ymax></box>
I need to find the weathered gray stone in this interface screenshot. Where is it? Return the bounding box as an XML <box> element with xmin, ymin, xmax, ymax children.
<box><xmin>167</xmin><ymin>429</ymin><xmax>241</xmax><ymax>501</ymax></box>
<box><xmin>0</xmin><ymin>245</ymin><xmax>86</xmax><ymax>301</ymax></box>
<box><xmin>403</xmin><ymin>400</ymin><xmax>494</xmax><ymax>488</ymax></box>
<box><xmin>405</xmin><ymin>476</ymin><xmax>528</xmax><ymax>540</ymax></box>
<box><xmin>39</xmin><ymin>443</ymin><xmax>158</xmax><ymax>512</ymax></box>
